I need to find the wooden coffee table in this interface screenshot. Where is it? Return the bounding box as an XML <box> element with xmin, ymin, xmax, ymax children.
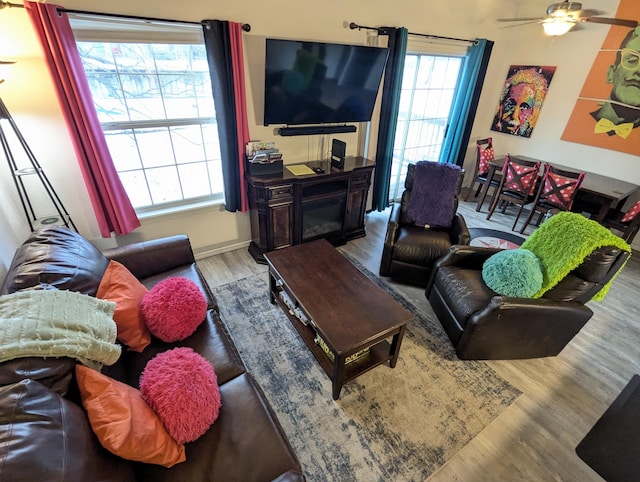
<box><xmin>264</xmin><ymin>239</ymin><xmax>412</xmax><ymax>400</ymax></box>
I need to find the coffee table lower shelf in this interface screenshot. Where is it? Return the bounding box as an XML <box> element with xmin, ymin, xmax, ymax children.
<box><xmin>270</xmin><ymin>289</ymin><xmax>404</xmax><ymax>400</ymax></box>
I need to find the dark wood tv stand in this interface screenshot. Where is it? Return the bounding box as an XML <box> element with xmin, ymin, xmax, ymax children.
<box><xmin>246</xmin><ymin>156</ymin><xmax>374</xmax><ymax>264</ymax></box>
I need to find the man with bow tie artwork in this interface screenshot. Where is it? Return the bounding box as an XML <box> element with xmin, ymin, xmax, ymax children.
<box><xmin>592</xmin><ymin>27</ymin><xmax>640</xmax><ymax>136</ymax></box>
<box><xmin>562</xmin><ymin>24</ymin><xmax>640</xmax><ymax>154</ymax></box>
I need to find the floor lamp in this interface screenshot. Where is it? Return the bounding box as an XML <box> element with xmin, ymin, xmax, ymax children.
<box><xmin>0</xmin><ymin>96</ymin><xmax>77</xmax><ymax>232</ymax></box>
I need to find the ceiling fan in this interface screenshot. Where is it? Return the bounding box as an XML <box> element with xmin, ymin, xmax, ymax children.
<box><xmin>497</xmin><ymin>2</ymin><xmax>639</xmax><ymax>36</ymax></box>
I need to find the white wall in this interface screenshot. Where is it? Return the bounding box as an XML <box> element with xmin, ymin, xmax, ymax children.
<box><xmin>1</xmin><ymin>0</ymin><xmax>638</xmax><ymax>272</ymax></box>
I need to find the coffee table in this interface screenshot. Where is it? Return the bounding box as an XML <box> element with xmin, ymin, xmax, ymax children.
<box><xmin>264</xmin><ymin>239</ymin><xmax>412</xmax><ymax>400</ymax></box>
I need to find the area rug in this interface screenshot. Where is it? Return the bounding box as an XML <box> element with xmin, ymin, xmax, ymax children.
<box><xmin>212</xmin><ymin>262</ymin><xmax>521</xmax><ymax>481</ymax></box>
<box><xmin>468</xmin><ymin>227</ymin><xmax>526</xmax><ymax>249</ymax></box>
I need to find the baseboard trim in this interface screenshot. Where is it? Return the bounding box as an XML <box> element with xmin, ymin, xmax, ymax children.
<box><xmin>194</xmin><ymin>240</ymin><xmax>250</xmax><ymax>260</ymax></box>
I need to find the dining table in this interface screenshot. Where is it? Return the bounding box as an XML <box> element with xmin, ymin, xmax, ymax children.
<box><xmin>476</xmin><ymin>156</ymin><xmax>640</xmax><ymax>223</ymax></box>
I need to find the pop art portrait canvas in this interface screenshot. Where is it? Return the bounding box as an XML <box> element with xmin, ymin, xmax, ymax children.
<box><xmin>562</xmin><ymin>0</ymin><xmax>640</xmax><ymax>155</ymax></box>
<box><xmin>491</xmin><ymin>65</ymin><xmax>556</xmax><ymax>138</ymax></box>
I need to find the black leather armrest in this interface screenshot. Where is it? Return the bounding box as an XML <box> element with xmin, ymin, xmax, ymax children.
<box><xmin>450</xmin><ymin>213</ymin><xmax>470</xmax><ymax>245</ymax></box>
<box><xmin>387</xmin><ymin>202</ymin><xmax>402</xmax><ymax>228</ymax></box>
<box><xmin>379</xmin><ymin>203</ymin><xmax>402</xmax><ymax>276</ymax></box>
<box><xmin>435</xmin><ymin>245</ymin><xmax>502</xmax><ymax>270</ymax></box>
<box><xmin>102</xmin><ymin>235</ymin><xmax>196</xmax><ymax>280</ymax></box>
<box><xmin>458</xmin><ymin>297</ymin><xmax>593</xmax><ymax>359</ymax></box>
<box><xmin>425</xmin><ymin>245</ymin><xmax>502</xmax><ymax>296</ymax></box>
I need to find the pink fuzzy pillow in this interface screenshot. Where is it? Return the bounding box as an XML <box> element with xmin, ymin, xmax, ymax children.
<box><xmin>140</xmin><ymin>277</ymin><xmax>207</xmax><ymax>342</ymax></box>
<box><xmin>140</xmin><ymin>347</ymin><xmax>221</xmax><ymax>443</ymax></box>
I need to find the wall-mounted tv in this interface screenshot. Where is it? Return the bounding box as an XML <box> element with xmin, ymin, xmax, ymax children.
<box><xmin>264</xmin><ymin>38</ymin><xmax>389</xmax><ymax>126</ymax></box>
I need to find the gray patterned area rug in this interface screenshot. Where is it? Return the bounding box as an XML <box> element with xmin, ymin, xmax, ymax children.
<box><xmin>212</xmin><ymin>262</ymin><xmax>521</xmax><ymax>481</ymax></box>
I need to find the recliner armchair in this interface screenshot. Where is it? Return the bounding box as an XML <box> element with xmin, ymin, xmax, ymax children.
<box><xmin>379</xmin><ymin>163</ymin><xmax>470</xmax><ymax>286</ymax></box>
<box><xmin>425</xmin><ymin>243</ymin><xmax>630</xmax><ymax>360</ymax></box>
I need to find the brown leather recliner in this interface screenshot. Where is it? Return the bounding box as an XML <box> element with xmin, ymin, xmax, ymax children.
<box><xmin>379</xmin><ymin>163</ymin><xmax>470</xmax><ymax>286</ymax></box>
<box><xmin>425</xmin><ymin>244</ymin><xmax>630</xmax><ymax>360</ymax></box>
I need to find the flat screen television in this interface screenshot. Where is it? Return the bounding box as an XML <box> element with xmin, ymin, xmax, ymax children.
<box><xmin>264</xmin><ymin>38</ymin><xmax>389</xmax><ymax>126</ymax></box>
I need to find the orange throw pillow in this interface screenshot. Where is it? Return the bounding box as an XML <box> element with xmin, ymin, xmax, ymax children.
<box><xmin>75</xmin><ymin>365</ymin><xmax>186</xmax><ymax>467</ymax></box>
<box><xmin>97</xmin><ymin>261</ymin><xmax>151</xmax><ymax>352</ymax></box>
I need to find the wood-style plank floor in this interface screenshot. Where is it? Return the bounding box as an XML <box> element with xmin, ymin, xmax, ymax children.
<box><xmin>197</xmin><ymin>191</ymin><xmax>639</xmax><ymax>482</ymax></box>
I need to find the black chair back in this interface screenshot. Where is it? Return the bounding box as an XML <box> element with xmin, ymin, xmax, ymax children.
<box><xmin>542</xmin><ymin>245</ymin><xmax>630</xmax><ymax>303</ymax></box>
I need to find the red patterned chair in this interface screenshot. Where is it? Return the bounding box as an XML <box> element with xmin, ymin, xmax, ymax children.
<box><xmin>466</xmin><ymin>137</ymin><xmax>502</xmax><ymax>211</ymax></box>
<box><xmin>486</xmin><ymin>154</ymin><xmax>541</xmax><ymax>231</ymax></box>
<box><xmin>518</xmin><ymin>164</ymin><xmax>585</xmax><ymax>234</ymax></box>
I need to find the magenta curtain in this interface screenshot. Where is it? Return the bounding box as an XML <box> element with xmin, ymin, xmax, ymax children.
<box><xmin>25</xmin><ymin>1</ymin><xmax>140</xmax><ymax>237</ymax></box>
<box><xmin>230</xmin><ymin>22</ymin><xmax>250</xmax><ymax>212</ymax></box>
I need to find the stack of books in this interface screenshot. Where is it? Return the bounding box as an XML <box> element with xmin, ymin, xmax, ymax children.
<box><xmin>278</xmin><ymin>290</ymin><xmax>310</xmax><ymax>326</ymax></box>
<box><xmin>246</xmin><ymin>140</ymin><xmax>275</xmax><ymax>156</ymax></box>
<box><xmin>246</xmin><ymin>140</ymin><xmax>282</xmax><ymax>164</ymax></box>
<box><xmin>246</xmin><ymin>140</ymin><xmax>283</xmax><ymax>176</ymax></box>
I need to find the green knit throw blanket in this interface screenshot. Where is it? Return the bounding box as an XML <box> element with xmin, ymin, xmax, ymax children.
<box><xmin>520</xmin><ymin>211</ymin><xmax>631</xmax><ymax>301</ymax></box>
<box><xmin>0</xmin><ymin>290</ymin><xmax>121</xmax><ymax>369</ymax></box>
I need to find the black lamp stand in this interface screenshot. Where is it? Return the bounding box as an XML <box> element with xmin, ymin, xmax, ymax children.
<box><xmin>0</xmin><ymin>97</ymin><xmax>77</xmax><ymax>232</ymax></box>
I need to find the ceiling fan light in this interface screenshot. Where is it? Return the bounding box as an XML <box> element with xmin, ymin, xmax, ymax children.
<box><xmin>547</xmin><ymin>2</ymin><xmax>582</xmax><ymax>16</ymax></box>
<box><xmin>543</xmin><ymin>18</ymin><xmax>575</xmax><ymax>36</ymax></box>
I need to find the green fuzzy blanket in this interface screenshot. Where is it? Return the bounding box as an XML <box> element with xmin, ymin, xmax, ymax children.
<box><xmin>520</xmin><ymin>211</ymin><xmax>631</xmax><ymax>301</ymax></box>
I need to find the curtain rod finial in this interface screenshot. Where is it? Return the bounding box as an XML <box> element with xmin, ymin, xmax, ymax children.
<box><xmin>242</xmin><ymin>23</ymin><xmax>251</xmax><ymax>32</ymax></box>
<box><xmin>349</xmin><ymin>22</ymin><xmax>359</xmax><ymax>30</ymax></box>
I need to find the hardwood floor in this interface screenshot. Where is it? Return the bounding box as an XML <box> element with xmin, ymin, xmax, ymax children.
<box><xmin>197</xmin><ymin>194</ymin><xmax>640</xmax><ymax>482</ymax></box>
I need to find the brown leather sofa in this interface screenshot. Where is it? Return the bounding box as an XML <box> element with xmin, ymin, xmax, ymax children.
<box><xmin>425</xmin><ymin>244</ymin><xmax>630</xmax><ymax>360</ymax></box>
<box><xmin>0</xmin><ymin>227</ymin><xmax>304</xmax><ymax>482</ymax></box>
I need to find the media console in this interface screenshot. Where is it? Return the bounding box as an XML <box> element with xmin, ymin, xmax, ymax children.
<box><xmin>246</xmin><ymin>156</ymin><xmax>374</xmax><ymax>264</ymax></box>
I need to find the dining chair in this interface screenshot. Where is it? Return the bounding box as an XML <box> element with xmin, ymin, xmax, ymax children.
<box><xmin>601</xmin><ymin>200</ymin><xmax>640</xmax><ymax>243</ymax></box>
<box><xmin>486</xmin><ymin>154</ymin><xmax>542</xmax><ymax>231</ymax></box>
<box><xmin>466</xmin><ymin>137</ymin><xmax>502</xmax><ymax>210</ymax></box>
<box><xmin>518</xmin><ymin>164</ymin><xmax>585</xmax><ymax>234</ymax></box>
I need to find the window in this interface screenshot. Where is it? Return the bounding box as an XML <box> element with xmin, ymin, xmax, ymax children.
<box><xmin>70</xmin><ymin>16</ymin><xmax>223</xmax><ymax>212</ymax></box>
<box><xmin>388</xmin><ymin>52</ymin><xmax>463</xmax><ymax>202</ymax></box>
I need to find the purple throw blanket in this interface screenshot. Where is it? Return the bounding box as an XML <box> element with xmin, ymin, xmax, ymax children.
<box><xmin>407</xmin><ymin>161</ymin><xmax>461</xmax><ymax>228</ymax></box>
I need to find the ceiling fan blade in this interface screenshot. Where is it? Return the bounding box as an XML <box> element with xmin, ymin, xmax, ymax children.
<box><xmin>496</xmin><ymin>17</ymin><xmax>545</xmax><ymax>22</ymax></box>
<box><xmin>581</xmin><ymin>16</ymin><xmax>639</xmax><ymax>27</ymax></box>
<box><xmin>498</xmin><ymin>21</ymin><xmax>544</xmax><ymax>29</ymax></box>
<box><xmin>579</xmin><ymin>8</ymin><xmax>605</xmax><ymax>17</ymax></box>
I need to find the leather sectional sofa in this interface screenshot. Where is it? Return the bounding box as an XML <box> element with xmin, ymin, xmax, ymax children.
<box><xmin>0</xmin><ymin>226</ymin><xmax>304</xmax><ymax>482</ymax></box>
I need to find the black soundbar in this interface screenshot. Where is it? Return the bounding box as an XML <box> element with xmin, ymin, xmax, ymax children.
<box><xmin>277</xmin><ymin>125</ymin><xmax>357</xmax><ymax>136</ymax></box>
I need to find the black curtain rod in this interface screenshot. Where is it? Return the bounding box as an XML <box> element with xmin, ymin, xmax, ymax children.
<box><xmin>348</xmin><ymin>22</ymin><xmax>477</xmax><ymax>45</ymax></box>
<box><xmin>0</xmin><ymin>1</ymin><xmax>23</xmax><ymax>9</ymax></box>
<box><xmin>55</xmin><ymin>6</ymin><xmax>251</xmax><ymax>32</ymax></box>
<box><xmin>0</xmin><ymin>2</ymin><xmax>251</xmax><ymax>31</ymax></box>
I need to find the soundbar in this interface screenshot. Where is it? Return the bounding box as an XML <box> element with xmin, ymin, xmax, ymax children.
<box><xmin>277</xmin><ymin>125</ymin><xmax>357</xmax><ymax>137</ymax></box>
